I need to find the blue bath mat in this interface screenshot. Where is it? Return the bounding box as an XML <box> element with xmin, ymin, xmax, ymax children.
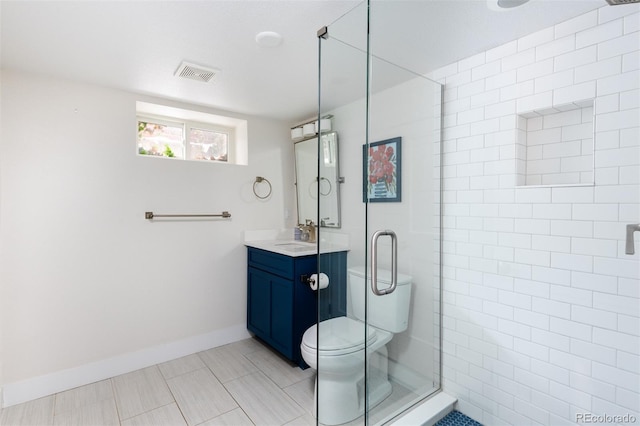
<box><xmin>435</xmin><ymin>410</ymin><xmax>483</xmax><ymax>426</ymax></box>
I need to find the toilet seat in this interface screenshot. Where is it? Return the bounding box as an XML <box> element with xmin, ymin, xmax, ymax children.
<box><xmin>302</xmin><ymin>316</ymin><xmax>377</xmax><ymax>356</ymax></box>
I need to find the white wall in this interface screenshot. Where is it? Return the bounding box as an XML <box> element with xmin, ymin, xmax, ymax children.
<box><xmin>432</xmin><ymin>4</ymin><xmax>639</xmax><ymax>425</ymax></box>
<box><xmin>0</xmin><ymin>70</ymin><xmax>294</xmax><ymax>405</ymax></box>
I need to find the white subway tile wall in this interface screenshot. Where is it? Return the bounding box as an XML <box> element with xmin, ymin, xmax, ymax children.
<box><xmin>433</xmin><ymin>5</ymin><xmax>639</xmax><ymax>425</ymax></box>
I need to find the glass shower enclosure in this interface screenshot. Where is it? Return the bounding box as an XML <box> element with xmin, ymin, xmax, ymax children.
<box><xmin>315</xmin><ymin>1</ymin><xmax>443</xmax><ymax>424</ymax></box>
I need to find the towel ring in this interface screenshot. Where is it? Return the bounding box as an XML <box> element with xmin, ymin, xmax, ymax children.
<box><xmin>307</xmin><ymin>177</ymin><xmax>332</xmax><ymax>199</ymax></box>
<box><xmin>253</xmin><ymin>176</ymin><xmax>272</xmax><ymax>199</ymax></box>
<box><xmin>319</xmin><ymin>177</ymin><xmax>332</xmax><ymax>196</ymax></box>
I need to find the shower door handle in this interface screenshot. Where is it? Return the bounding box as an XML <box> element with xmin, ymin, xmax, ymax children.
<box><xmin>371</xmin><ymin>229</ymin><xmax>398</xmax><ymax>296</ymax></box>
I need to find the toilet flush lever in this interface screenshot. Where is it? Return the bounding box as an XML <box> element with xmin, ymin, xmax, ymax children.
<box><xmin>625</xmin><ymin>224</ymin><xmax>640</xmax><ymax>255</ymax></box>
<box><xmin>371</xmin><ymin>229</ymin><xmax>398</xmax><ymax>296</ymax></box>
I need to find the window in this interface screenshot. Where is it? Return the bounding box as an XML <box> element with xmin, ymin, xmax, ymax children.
<box><xmin>137</xmin><ymin>117</ymin><xmax>232</xmax><ymax>162</ymax></box>
<box><xmin>136</xmin><ymin>101</ymin><xmax>248</xmax><ymax>165</ymax></box>
<box><xmin>188</xmin><ymin>126</ymin><xmax>230</xmax><ymax>162</ymax></box>
<box><xmin>137</xmin><ymin>119</ymin><xmax>185</xmax><ymax>159</ymax></box>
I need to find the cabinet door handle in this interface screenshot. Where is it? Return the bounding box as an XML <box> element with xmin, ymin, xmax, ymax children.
<box><xmin>370</xmin><ymin>229</ymin><xmax>397</xmax><ymax>296</ymax></box>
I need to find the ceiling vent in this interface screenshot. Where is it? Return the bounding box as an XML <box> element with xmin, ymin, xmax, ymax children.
<box><xmin>174</xmin><ymin>61</ymin><xmax>218</xmax><ymax>83</ymax></box>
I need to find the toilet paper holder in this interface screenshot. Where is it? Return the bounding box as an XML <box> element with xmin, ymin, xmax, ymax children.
<box><xmin>301</xmin><ymin>274</ymin><xmax>315</xmax><ymax>285</ymax></box>
<box><xmin>301</xmin><ymin>273</ymin><xmax>329</xmax><ymax>289</ymax></box>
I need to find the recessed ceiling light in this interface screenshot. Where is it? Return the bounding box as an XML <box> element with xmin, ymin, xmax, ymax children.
<box><xmin>255</xmin><ymin>31</ymin><xmax>283</xmax><ymax>48</ymax></box>
<box><xmin>487</xmin><ymin>0</ymin><xmax>530</xmax><ymax>11</ymax></box>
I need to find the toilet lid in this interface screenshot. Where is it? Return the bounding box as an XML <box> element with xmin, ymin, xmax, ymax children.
<box><xmin>302</xmin><ymin>317</ymin><xmax>377</xmax><ymax>355</ymax></box>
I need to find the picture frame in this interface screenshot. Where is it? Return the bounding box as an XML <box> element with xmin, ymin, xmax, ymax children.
<box><xmin>362</xmin><ymin>137</ymin><xmax>401</xmax><ymax>203</ymax></box>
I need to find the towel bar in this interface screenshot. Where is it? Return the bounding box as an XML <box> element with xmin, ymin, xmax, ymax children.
<box><xmin>145</xmin><ymin>211</ymin><xmax>231</xmax><ymax>219</ymax></box>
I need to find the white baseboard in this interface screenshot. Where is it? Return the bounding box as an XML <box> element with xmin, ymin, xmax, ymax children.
<box><xmin>388</xmin><ymin>391</ymin><xmax>456</xmax><ymax>426</ymax></box>
<box><xmin>2</xmin><ymin>324</ymin><xmax>251</xmax><ymax>408</ymax></box>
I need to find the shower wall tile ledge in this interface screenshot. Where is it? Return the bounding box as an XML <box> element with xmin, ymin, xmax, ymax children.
<box><xmin>389</xmin><ymin>392</ymin><xmax>457</xmax><ymax>426</ymax></box>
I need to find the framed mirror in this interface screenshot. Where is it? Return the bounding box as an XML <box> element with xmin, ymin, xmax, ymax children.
<box><xmin>294</xmin><ymin>131</ymin><xmax>341</xmax><ymax>228</ymax></box>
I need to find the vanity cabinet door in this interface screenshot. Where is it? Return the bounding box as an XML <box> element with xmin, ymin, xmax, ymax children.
<box><xmin>247</xmin><ymin>265</ymin><xmax>295</xmax><ymax>358</ymax></box>
<box><xmin>247</xmin><ymin>267</ymin><xmax>273</xmax><ymax>337</ymax></box>
<box><xmin>271</xmin><ymin>278</ymin><xmax>294</xmax><ymax>357</ymax></box>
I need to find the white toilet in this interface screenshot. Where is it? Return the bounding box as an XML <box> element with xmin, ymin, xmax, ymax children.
<box><xmin>300</xmin><ymin>266</ymin><xmax>412</xmax><ymax>425</ymax></box>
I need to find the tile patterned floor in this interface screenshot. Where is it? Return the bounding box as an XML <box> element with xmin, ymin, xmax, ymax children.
<box><xmin>434</xmin><ymin>411</ymin><xmax>483</xmax><ymax>426</ymax></box>
<box><xmin>0</xmin><ymin>338</ymin><xmax>418</xmax><ymax>426</ymax></box>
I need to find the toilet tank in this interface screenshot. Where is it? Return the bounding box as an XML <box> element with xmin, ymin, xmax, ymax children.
<box><xmin>348</xmin><ymin>266</ymin><xmax>412</xmax><ymax>333</ymax></box>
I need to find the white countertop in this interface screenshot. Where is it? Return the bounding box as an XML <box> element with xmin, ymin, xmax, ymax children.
<box><xmin>244</xmin><ymin>229</ymin><xmax>350</xmax><ymax>257</ymax></box>
<box><xmin>245</xmin><ymin>239</ymin><xmax>349</xmax><ymax>257</ymax></box>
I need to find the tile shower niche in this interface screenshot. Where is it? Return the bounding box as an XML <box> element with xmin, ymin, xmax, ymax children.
<box><xmin>517</xmin><ymin>100</ymin><xmax>595</xmax><ymax>187</ymax></box>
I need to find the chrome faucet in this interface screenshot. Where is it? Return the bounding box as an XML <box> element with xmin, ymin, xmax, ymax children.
<box><xmin>625</xmin><ymin>224</ymin><xmax>640</xmax><ymax>255</ymax></box>
<box><xmin>301</xmin><ymin>219</ymin><xmax>316</xmax><ymax>243</ymax></box>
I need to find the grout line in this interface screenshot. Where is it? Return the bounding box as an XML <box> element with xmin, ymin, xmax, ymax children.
<box><xmin>108</xmin><ymin>378</ymin><xmax>124</xmax><ymax>426</ymax></box>
<box><xmin>159</xmin><ymin>369</ymin><xmax>187</xmax><ymax>426</ymax></box>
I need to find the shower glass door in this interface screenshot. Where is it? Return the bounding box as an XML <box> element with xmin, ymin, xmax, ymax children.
<box><xmin>317</xmin><ymin>1</ymin><xmax>443</xmax><ymax>424</ymax></box>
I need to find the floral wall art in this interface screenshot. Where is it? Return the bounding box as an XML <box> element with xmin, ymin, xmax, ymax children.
<box><xmin>363</xmin><ymin>137</ymin><xmax>402</xmax><ymax>202</ymax></box>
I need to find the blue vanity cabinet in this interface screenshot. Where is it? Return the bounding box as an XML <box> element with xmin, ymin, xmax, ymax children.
<box><xmin>246</xmin><ymin>246</ymin><xmax>347</xmax><ymax>368</ymax></box>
